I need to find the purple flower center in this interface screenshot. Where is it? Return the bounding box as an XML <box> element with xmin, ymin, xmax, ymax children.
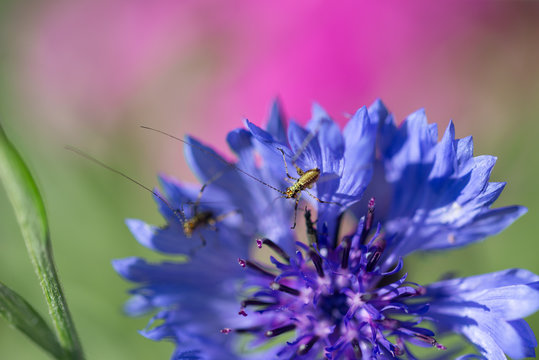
<box><xmin>225</xmin><ymin>199</ymin><xmax>447</xmax><ymax>359</ymax></box>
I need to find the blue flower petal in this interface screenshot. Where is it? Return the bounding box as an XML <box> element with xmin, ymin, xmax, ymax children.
<box><xmin>310</xmin><ymin>102</ymin><xmax>331</xmax><ymax>125</ymax></box>
<box><xmin>457</xmin><ymin>314</ymin><xmax>536</xmax><ymax>359</ymax></box>
<box><xmin>265</xmin><ymin>98</ymin><xmax>288</xmax><ymax>144</ymax></box>
<box><xmin>287</xmin><ymin>120</ymin><xmax>322</xmax><ymax>170</ymax></box>
<box><xmin>457</xmin><ymin>155</ymin><xmax>498</xmax><ymax>204</ymax></box>
<box><xmin>377</xmin><ymin>109</ymin><xmax>527</xmax><ymax>261</ymax></box>
<box><xmin>427</xmin><ymin>269</ymin><xmax>539</xmax><ymax>359</ymax></box>
<box><xmin>456</xmin><ymin>136</ymin><xmax>474</xmax><ymax>165</ymax></box>
<box><xmin>112</xmin><ymin>257</ymin><xmax>239</xmax><ymax>289</ymax></box>
<box><xmin>308</xmin><ymin>103</ymin><xmax>345</xmax><ymax>168</ymax></box>
<box><xmin>397</xmin><ymin>108</ymin><xmax>436</xmax><ymax>168</ymax></box>
<box><xmin>453</xmin><ymin>205</ymin><xmax>527</xmax><ymax>243</ymax></box>
<box><xmin>429</xmin><ymin>121</ymin><xmax>457</xmax><ymax>180</ymax></box>
<box><xmin>226</xmin><ymin>128</ymin><xmax>295</xmax><ymax>251</ymax></box>
<box><xmin>458</xmin><ymin>319</ymin><xmax>519</xmax><ymax>360</ymax></box>
<box><xmin>125</xmin><ymin>218</ymin><xmax>194</xmax><ymax>254</ymax></box>
<box><xmin>172</xmin><ymin>349</ymin><xmax>204</xmax><ymax>360</ymax></box>
<box><xmin>429</xmin><ymin>268</ymin><xmax>539</xmax><ymax>293</ymax></box>
<box><xmin>142</xmin><ymin>307</ymin><xmax>246</xmax><ymax>360</ymax></box>
<box><xmin>340</xmin><ymin>106</ymin><xmax>377</xmax><ymax>201</ymax></box>
<box><xmin>367</xmin><ymin>98</ymin><xmax>390</xmax><ymax>124</ymax></box>
<box><xmin>183</xmin><ymin>136</ymin><xmax>246</xmax><ymax>202</ymax></box>
<box><xmin>123</xmin><ymin>294</ymin><xmax>153</xmax><ymax>316</ymax></box>
<box><xmin>245</xmin><ymin>119</ymin><xmax>276</xmax><ymax>144</ymax></box>
<box><xmin>316</xmin><ymin>118</ymin><xmax>344</xmax><ymax>173</ymax></box>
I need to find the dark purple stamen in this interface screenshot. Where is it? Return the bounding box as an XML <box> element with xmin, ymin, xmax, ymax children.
<box><xmin>297</xmin><ymin>335</ymin><xmax>319</xmax><ymax>355</ymax></box>
<box><xmin>416</xmin><ymin>286</ymin><xmax>427</xmax><ymax>296</ymax></box>
<box><xmin>257</xmin><ymin>238</ymin><xmax>290</xmax><ymax>263</ymax></box>
<box><xmin>270</xmin><ymin>281</ymin><xmax>301</xmax><ymax>296</ymax></box>
<box><xmin>265</xmin><ymin>323</ymin><xmax>296</xmax><ymax>337</ymax></box>
<box><xmin>351</xmin><ymin>338</ymin><xmax>360</xmax><ymax>351</ymax></box>
<box><xmin>415</xmin><ymin>333</ymin><xmax>447</xmax><ymax>350</ymax></box>
<box><xmin>366</xmin><ymin>237</ymin><xmax>385</xmax><ymax>272</ymax></box>
<box><xmin>304</xmin><ymin>208</ymin><xmax>318</xmax><ymax>247</ymax></box>
<box><xmin>399</xmin><ymin>285</ymin><xmax>427</xmax><ymax>298</ymax></box>
<box><xmin>391</xmin><ymin>345</ymin><xmax>404</xmax><ymax>356</ymax></box>
<box><xmin>367</xmin><ymin>197</ymin><xmax>375</xmax><ymax>220</ymax></box>
<box><xmin>341</xmin><ymin>235</ymin><xmax>351</xmax><ymax>269</ymax></box>
<box><xmin>309</xmin><ymin>250</ymin><xmax>325</xmax><ymax>277</ymax></box>
<box><xmin>234</xmin><ymin>326</ymin><xmax>264</xmax><ymax>334</ymax></box>
<box><xmin>239</xmin><ymin>258</ymin><xmax>275</xmax><ymax>278</ymax></box>
<box><xmin>241</xmin><ymin>299</ymin><xmax>278</xmax><ymax>308</ymax></box>
<box><xmin>360</xmin><ymin>197</ymin><xmax>375</xmax><ymax>244</ymax></box>
<box><xmin>366</xmin><ymin>251</ymin><xmax>381</xmax><ymax>272</ymax></box>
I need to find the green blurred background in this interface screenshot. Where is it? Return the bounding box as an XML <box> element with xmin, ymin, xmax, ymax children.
<box><xmin>0</xmin><ymin>1</ymin><xmax>538</xmax><ymax>359</ymax></box>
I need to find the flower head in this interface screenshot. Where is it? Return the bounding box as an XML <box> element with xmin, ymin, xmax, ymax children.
<box><xmin>114</xmin><ymin>99</ymin><xmax>538</xmax><ymax>359</ymax></box>
<box><xmin>234</xmin><ymin>205</ymin><xmax>446</xmax><ymax>359</ymax></box>
<box><xmin>233</xmin><ymin>204</ymin><xmax>539</xmax><ymax>359</ymax></box>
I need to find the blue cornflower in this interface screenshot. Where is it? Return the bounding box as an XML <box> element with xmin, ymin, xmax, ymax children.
<box><xmin>113</xmin><ymin>103</ymin><xmax>295</xmax><ymax>359</ymax></box>
<box><xmin>114</xmin><ymin>99</ymin><xmax>538</xmax><ymax>359</ymax></box>
<box><xmin>235</xmin><ymin>206</ymin><xmax>538</xmax><ymax>358</ymax></box>
<box><xmin>226</xmin><ymin>100</ymin><xmax>537</xmax><ymax>359</ymax></box>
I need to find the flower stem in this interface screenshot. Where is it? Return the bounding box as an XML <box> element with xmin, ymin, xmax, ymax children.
<box><xmin>0</xmin><ymin>124</ymin><xmax>84</xmax><ymax>359</ymax></box>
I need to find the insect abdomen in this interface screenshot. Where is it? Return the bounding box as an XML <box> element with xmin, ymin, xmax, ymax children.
<box><xmin>183</xmin><ymin>211</ymin><xmax>215</xmax><ymax>237</ymax></box>
<box><xmin>286</xmin><ymin>168</ymin><xmax>321</xmax><ymax>198</ymax></box>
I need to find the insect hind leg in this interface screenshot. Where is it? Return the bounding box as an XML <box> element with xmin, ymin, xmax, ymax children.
<box><xmin>214</xmin><ymin>209</ymin><xmax>241</xmax><ymax>223</ymax></box>
<box><xmin>277</xmin><ymin>148</ymin><xmax>298</xmax><ymax>180</ymax></box>
<box><xmin>304</xmin><ymin>189</ymin><xmax>342</xmax><ymax>207</ymax></box>
<box><xmin>192</xmin><ymin>166</ymin><xmax>232</xmax><ymax>213</ymax></box>
<box><xmin>291</xmin><ymin>193</ymin><xmax>301</xmax><ymax>229</ymax></box>
<box><xmin>187</xmin><ymin>234</ymin><xmax>207</xmax><ymax>257</ymax></box>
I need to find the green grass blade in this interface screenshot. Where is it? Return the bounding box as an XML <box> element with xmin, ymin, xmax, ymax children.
<box><xmin>0</xmin><ymin>124</ymin><xmax>84</xmax><ymax>359</ymax></box>
<box><xmin>0</xmin><ymin>281</ymin><xmax>64</xmax><ymax>358</ymax></box>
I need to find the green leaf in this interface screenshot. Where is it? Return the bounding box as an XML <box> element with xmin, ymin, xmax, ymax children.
<box><xmin>0</xmin><ymin>124</ymin><xmax>84</xmax><ymax>359</ymax></box>
<box><xmin>0</xmin><ymin>281</ymin><xmax>64</xmax><ymax>358</ymax></box>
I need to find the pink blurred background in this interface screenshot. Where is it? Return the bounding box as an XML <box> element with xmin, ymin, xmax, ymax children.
<box><xmin>13</xmin><ymin>1</ymin><xmax>539</xmax><ymax>149</ymax></box>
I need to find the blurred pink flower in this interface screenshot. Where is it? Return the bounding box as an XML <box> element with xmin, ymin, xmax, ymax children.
<box><xmin>16</xmin><ymin>0</ymin><xmax>539</xmax><ymax>144</ymax></box>
<box><xmin>23</xmin><ymin>1</ymin><xmax>192</xmax><ymax>126</ymax></box>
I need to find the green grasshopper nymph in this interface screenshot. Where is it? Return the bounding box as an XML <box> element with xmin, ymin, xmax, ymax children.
<box><xmin>65</xmin><ymin>146</ymin><xmax>231</xmax><ymax>249</ymax></box>
<box><xmin>141</xmin><ymin>126</ymin><xmax>341</xmax><ymax>230</ymax></box>
<box><xmin>177</xmin><ymin>169</ymin><xmax>238</xmax><ymax>246</ymax></box>
<box><xmin>276</xmin><ymin>148</ymin><xmax>341</xmax><ymax>229</ymax></box>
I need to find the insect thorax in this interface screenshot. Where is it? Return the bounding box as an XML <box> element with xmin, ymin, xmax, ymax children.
<box><xmin>286</xmin><ymin>168</ymin><xmax>321</xmax><ymax>198</ymax></box>
<box><xmin>183</xmin><ymin>211</ymin><xmax>215</xmax><ymax>237</ymax></box>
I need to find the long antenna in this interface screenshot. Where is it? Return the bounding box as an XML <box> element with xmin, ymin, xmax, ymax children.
<box><xmin>140</xmin><ymin>125</ymin><xmax>285</xmax><ymax>195</ymax></box>
<box><xmin>65</xmin><ymin>145</ymin><xmax>185</xmax><ymax>222</ymax></box>
<box><xmin>290</xmin><ymin>120</ymin><xmax>322</xmax><ymax>164</ymax></box>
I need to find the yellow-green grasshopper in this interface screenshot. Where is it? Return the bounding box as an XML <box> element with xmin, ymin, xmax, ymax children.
<box><xmin>141</xmin><ymin>125</ymin><xmax>340</xmax><ymax>229</ymax></box>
